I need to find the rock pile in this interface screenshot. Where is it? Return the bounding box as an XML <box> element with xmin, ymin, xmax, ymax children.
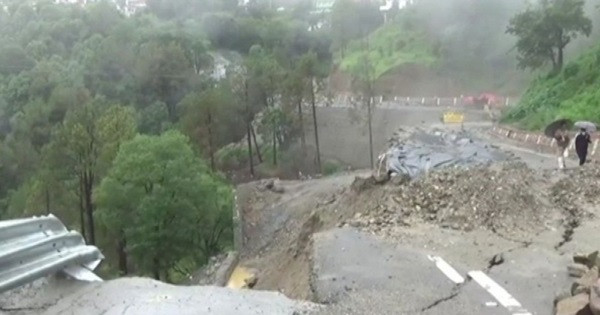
<box><xmin>346</xmin><ymin>162</ymin><xmax>554</xmax><ymax>236</ymax></box>
<box><xmin>365</xmin><ymin>162</ymin><xmax>548</xmax><ymax>233</ymax></box>
<box><xmin>556</xmin><ymin>251</ymin><xmax>600</xmax><ymax>315</ymax></box>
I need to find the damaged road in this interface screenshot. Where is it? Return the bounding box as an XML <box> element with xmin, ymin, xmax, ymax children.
<box><xmin>310</xmin><ymin>227</ymin><xmax>537</xmax><ymax>315</ymax></box>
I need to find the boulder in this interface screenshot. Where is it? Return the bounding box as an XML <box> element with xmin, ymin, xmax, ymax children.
<box><xmin>555</xmin><ymin>294</ymin><xmax>590</xmax><ymax>315</ymax></box>
<box><xmin>591</xmin><ymin>279</ymin><xmax>600</xmax><ymax>315</ymax></box>
<box><xmin>569</xmin><ymin>263</ymin><xmax>591</xmax><ymax>278</ymax></box>
<box><xmin>572</xmin><ymin>267</ymin><xmax>599</xmax><ymax>296</ymax></box>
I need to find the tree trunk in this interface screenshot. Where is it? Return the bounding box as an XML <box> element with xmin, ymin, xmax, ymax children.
<box><xmin>153</xmin><ymin>256</ymin><xmax>160</xmax><ymax>280</ymax></box>
<box><xmin>297</xmin><ymin>97</ymin><xmax>306</xmax><ymax>156</ymax></box>
<box><xmin>247</xmin><ymin>123</ymin><xmax>254</xmax><ymax>177</ymax></box>
<box><xmin>557</xmin><ymin>46</ymin><xmax>564</xmax><ymax>72</ymax></box>
<box><xmin>367</xmin><ymin>96</ymin><xmax>374</xmax><ymax>169</ymax></box>
<box><xmin>117</xmin><ymin>234</ymin><xmax>128</xmax><ymax>275</ymax></box>
<box><xmin>251</xmin><ymin>126</ymin><xmax>262</xmax><ymax>163</ymax></box>
<box><xmin>45</xmin><ymin>188</ymin><xmax>50</xmax><ymax>215</ymax></box>
<box><xmin>272</xmin><ymin>128</ymin><xmax>277</xmax><ymax>166</ymax></box>
<box><xmin>83</xmin><ymin>170</ymin><xmax>95</xmax><ymax>245</ymax></box>
<box><xmin>310</xmin><ymin>79</ymin><xmax>322</xmax><ymax>172</ymax></box>
<box><xmin>207</xmin><ymin>111</ymin><xmax>215</xmax><ymax>171</ymax></box>
<box><xmin>78</xmin><ymin>176</ymin><xmax>86</xmax><ymax>243</ymax></box>
<box><xmin>245</xmin><ymin>80</ymin><xmax>254</xmax><ymax>177</ymax></box>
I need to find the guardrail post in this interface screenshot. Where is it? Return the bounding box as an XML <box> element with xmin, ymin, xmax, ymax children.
<box><xmin>380</xmin><ymin>96</ymin><xmax>383</xmax><ymax>103</ymax></box>
<box><xmin>505</xmin><ymin>97</ymin><xmax>510</xmax><ymax>106</ymax></box>
<box><xmin>421</xmin><ymin>97</ymin><xmax>425</xmax><ymax>105</ymax></box>
<box><xmin>453</xmin><ymin>97</ymin><xmax>457</xmax><ymax>106</ymax></box>
<box><xmin>436</xmin><ymin>97</ymin><xmax>440</xmax><ymax>106</ymax></box>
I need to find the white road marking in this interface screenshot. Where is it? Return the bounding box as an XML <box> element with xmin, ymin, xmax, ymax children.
<box><xmin>468</xmin><ymin>271</ymin><xmax>532</xmax><ymax>315</ymax></box>
<box><xmin>427</xmin><ymin>255</ymin><xmax>465</xmax><ymax>284</ymax></box>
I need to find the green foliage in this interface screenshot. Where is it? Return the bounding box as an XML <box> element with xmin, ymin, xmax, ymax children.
<box><xmin>0</xmin><ymin>0</ymin><xmax>336</xmax><ymax>278</ymax></box>
<box><xmin>503</xmin><ymin>43</ymin><xmax>600</xmax><ymax>129</ymax></box>
<box><xmin>216</xmin><ymin>144</ymin><xmax>248</xmax><ymax>170</ymax></box>
<box><xmin>340</xmin><ymin>20</ymin><xmax>436</xmax><ymax>79</ymax></box>
<box><xmin>506</xmin><ymin>0</ymin><xmax>592</xmax><ymax>72</ymax></box>
<box><xmin>96</xmin><ymin>131</ymin><xmax>233</xmax><ymax>280</ymax></box>
<box><xmin>323</xmin><ymin>159</ymin><xmax>343</xmax><ymax>176</ymax></box>
<box><xmin>179</xmin><ymin>83</ymin><xmax>245</xmax><ymax>163</ymax></box>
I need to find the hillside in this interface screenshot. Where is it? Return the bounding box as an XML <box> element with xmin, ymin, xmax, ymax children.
<box><xmin>503</xmin><ymin>44</ymin><xmax>600</xmax><ymax>130</ymax></box>
<box><xmin>339</xmin><ymin>21</ymin><xmax>437</xmax><ymax>79</ymax></box>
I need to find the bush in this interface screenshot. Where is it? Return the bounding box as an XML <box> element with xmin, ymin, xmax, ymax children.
<box><xmin>216</xmin><ymin>144</ymin><xmax>248</xmax><ymax>170</ymax></box>
<box><xmin>323</xmin><ymin>159</ymin><xmax>343</xmax><ymax>176</ymax></box>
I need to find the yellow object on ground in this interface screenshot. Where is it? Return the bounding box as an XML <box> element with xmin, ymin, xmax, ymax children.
<box><xmin>443</xmin><ymin>111</ymin><xmax>465</xmax><ymax>124</ymax></box>
<box><xmin>227</xmin><ymin>266</ymin><xmax>255</xmax><ymax>289</ymax></box>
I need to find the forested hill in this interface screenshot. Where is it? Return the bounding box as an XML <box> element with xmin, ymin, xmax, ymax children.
<box><xmin>0</xmin><ymin>0</ymin><xmax>333</xmax><ymax>280</ymax></box>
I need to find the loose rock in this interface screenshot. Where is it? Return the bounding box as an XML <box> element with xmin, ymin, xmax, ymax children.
<box><xmin>591</xmin><ymin>279</ymin><xmax>600</xmax><ymax>315</ymax></box>
<box><xmin>569</xmin><ymin>263</ymin><xmax>591</xmax><ymax>278</ymax></box>
<box><xmin>555</xmin><ymin>294</ymin><xmax>590</xmax><ymax>315</ymax></box>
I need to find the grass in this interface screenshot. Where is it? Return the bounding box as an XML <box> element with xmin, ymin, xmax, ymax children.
<box><xmin>339</xmin><ymin>21</ymin><xmax>437</xmax><ymax>79</ymax></box>
<box><xmin>502</xmin><ymin>45</ymin><xmax>600</xmax><ymax>130</ymax></box>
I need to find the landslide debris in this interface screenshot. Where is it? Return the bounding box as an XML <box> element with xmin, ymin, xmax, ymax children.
<box><xmin>555</xmin><ymin>251</ymin><xmax>600</xmax><ymax>315</ymax></box>
<box><xmin>349</xmin><ymin>162</ymin><xmax>554</xmax><ymax>236</ymax></box>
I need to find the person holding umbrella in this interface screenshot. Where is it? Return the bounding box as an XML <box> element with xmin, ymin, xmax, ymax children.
<box><xmin>574</xmin><ymin>121</ymin><xmax>596</xmax><ymax>166</ymax></box>
<box><xmin>545</xmin><ymin>119</ymin><xmax>573</xmax><ymax>169</ymax></box>
<box><xmin>555</xmin><ymin>129</ymin><xmax>570</xmax><ymax>169</ymax></box>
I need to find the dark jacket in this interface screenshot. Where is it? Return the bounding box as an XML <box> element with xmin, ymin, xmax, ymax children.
<box><xmin>575</xmin><ymin>132</ymin><xmax>591</xmax><ymax>152</ymax></box>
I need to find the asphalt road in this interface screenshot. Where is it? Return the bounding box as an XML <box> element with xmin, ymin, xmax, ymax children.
<box><xmin>312</xmin><ymin>227</ymin><xmax>570</xmax><ymax>315</ymax></box>
<box><xmin>0</xmin><ymin>277</ymin><xmax>317</xmax><ymax>315</ymax></box>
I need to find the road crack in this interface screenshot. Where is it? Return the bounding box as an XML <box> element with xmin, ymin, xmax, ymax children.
<box><xmin>418</xmin><ymin>279</ymin><xmax>471</xmax><ymax>312</ymax></box>
<box><xmin>419</xmin><ymin>290</ymin><xmax>461</xmax><ymax>311</ymax></box>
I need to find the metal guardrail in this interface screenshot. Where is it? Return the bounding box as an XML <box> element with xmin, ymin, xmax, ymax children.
<box><xmin>0</xmin><ymin>214</ymin><xmax>103</xmax><ymax>293</ymax></box>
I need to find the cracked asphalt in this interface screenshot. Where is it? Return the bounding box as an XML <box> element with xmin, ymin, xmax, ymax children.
<box><xmin>312</xmin><ymin>227</ymin><xmax>571</xmax><ymax>315</ymax></box>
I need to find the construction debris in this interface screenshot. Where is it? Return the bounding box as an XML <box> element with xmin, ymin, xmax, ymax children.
<box><xmin>382</xmin><ymin>128</ymin><xmax>507</xmax><ymax>178</ymax></box>
<box><xmin>591</xmin><ymin>280</ymin><xmax>600</xmax><ymax>315</ymax></box>
<box><xmin>556</xmin><ymin>252</ymin><xmax>600</xmax><ymax>315</ymax></box>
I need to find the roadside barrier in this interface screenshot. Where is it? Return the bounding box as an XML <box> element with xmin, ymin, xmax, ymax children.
<box><xmin>489</xmin><ymin>125</ymin><xmax>600</xmax><ymax>157</ymax></box>
<box><xmin>0</xmin><ymin>215</ymin><xmax>103</xmax><ymax>293</ymax></box>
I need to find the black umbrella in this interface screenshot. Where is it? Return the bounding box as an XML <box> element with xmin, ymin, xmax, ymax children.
<box><xmin>544</xmin><ymin>119</ymin><xmax>573</xmax><ymax>138</ymax></box>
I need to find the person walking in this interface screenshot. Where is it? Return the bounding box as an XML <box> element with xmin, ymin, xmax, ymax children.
<box><xmin>575</xmin><ymin>128</ymin><xmax>592</xmax><ymax>166</ymax></box>
<box><xmin>555</xmin><ymin>129</ymin><xmax>570</xmax><ymax>169</ymax></box>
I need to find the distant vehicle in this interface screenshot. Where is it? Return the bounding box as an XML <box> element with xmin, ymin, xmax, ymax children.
<box><xmin>463</xmin><ymin>93</ymin><xmax>502</xmax><ymax>106</ymax></box>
